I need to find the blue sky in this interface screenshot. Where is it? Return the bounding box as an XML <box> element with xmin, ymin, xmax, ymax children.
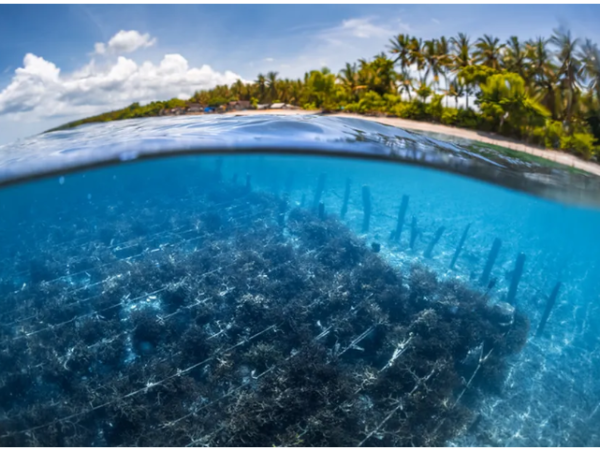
<box><xmin>1</xmin><ymin>4</ymin><xmax>600</xmax><ymax>145</ymax></box>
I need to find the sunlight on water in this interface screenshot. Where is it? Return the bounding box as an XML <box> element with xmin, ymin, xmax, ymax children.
<box><xmin>0</xmin><ymin>116</ymin><xmax>598</xmax><ymax>446</ymax></box>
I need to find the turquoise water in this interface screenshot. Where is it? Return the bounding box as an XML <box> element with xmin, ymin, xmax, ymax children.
<box><xmin>0</xmin><ymin>115</ymin><xmax>598</xmax><ymax>446</ymax></box>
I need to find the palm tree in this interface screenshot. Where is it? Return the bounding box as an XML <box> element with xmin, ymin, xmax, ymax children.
<box><xmin>474</xmin><ymin>34</ymin><xmax>505</xmax><ymax>70</ymax></box>
<box><xmin>436</xmin><ymin>36</ymin><xmax>453</xmax><ymax>104</ymax></box>
<box><xmin>445</xmin><ymin>78</ymin><xmax>464</xmax><ymax>108</ymax></box>
<box><xmin>423</xmin><ymin>39</ymin><xmax>443</xmax><ymax>91</ymax></box>
<box><xmin>409</xmin><ymin>37</ymin><xmax>426</xmax><ymax>83</ymax></box>
<box><xmin>503</xmin><ymin>36</ymin><xmax>528</xmax><ymax>82</ymax></box>
<box><xmin>357</xmin><ymin>54</ymin><xmax>397</xmax><ymax>97</ymax></box>
<box><xmin>255</xmin><ymin>74</ymin><xmax>267</xmax><ymax>103</ymax></box>
<box><xmin>396</xmin><ymin>69</ymin><xmax>414</xmax><ymax>100</ymax></box>
<box><xmin>551</xmin><ymin>28</ymin><xmax>581</xmax><ymax>126</ymax></box>
<box><xmin>338</xmin><ymin>62</ymin><xmax>364</xmax><ymax>101</ymax></box>
<box><xmin>266</xmin><ymin>71</ymin><xmax>279</xmax><ymax>102</ymax></box>
<box><xmin>579</xmin><ymin>39</ymin><xmax>600</xmax><ymax>114</ymax></box>
<box><xmin>525</xmin><ymin>37</ymin><xmax>560</xmax><ymax>119</ymax></box>
<box><xmin>388</xmin><ymin>34</ymin><xmax>413</xmax><ymax>72</ymax></box>
<box><xmin>451</xmin><ymin>33</ymin><xmax>473</xmax><ymax>109</ymax></box>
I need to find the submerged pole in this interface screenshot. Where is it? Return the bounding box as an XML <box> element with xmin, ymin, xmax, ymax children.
<box><xmin>409</xmin><ymin>216</ymin><xmax>419</xmax><ymax>249</ymax></box>
<box><xmin>246</xmin><ymin>173</ymin><xmax>252</xmax><ymax>192</ymax></box>
<box><xmin>506</xmin><ymin>253</ymin><xmax>526</xmax><ymax>306</ymax></box>
<box><xmin>450</xmin><ymin>224</ymin><xmax>470</xmax><ymax>269</ymax></box>
<box><xmin>480</xmin><ymin>238</ymin><xmax>502</xmax><ymax>286</ymax></box>
<box><xmin>424</xmin><ymin>226</ymin><xmax>445</xmax><ymax>258</ymax></box>
<box><xmin>536</xmin><ymin>282</ymin><xmax>561</xmax><ymax>337</ymax></box>
<box><xmin>318</xmin><ymin>202</ymin><xmax>325</xmax><ymax>220</ymax></box>
<box><xmin>313</xmin><ymin>173</ymin><xmax>326</xmax><ymax>211</ymax></box>
<box><xmin>392</xmin><ymin>195</ymin><xmax>409</xmax><ymax>243</ymax></box>
<box><xmin>361</xmin><ymin>186</ymin><xmax>372</xmax><ymax>233</ymax></box>
<box><xmin>232</xmin><ymin>173</ymin><xmax>238</xmax><ymax>184</ymax></box>
<box><xmin>278</xmin><ymin>196</ymin><xmax>288</xmax><ymax>227</ymax></box>
<box><xmin>340</xmin><ymin>178</ymin><xmax>351</xmax><ymax>219</ymax></box>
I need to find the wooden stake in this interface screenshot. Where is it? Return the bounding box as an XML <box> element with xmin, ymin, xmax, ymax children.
<box><xmin>392</xmin><ymin>195</ymin><xmax>409</xmax><ymax>242</ymax></box>
<box><xmin>361</xmin><ymin>186</ymin><xmax>372</xmax><ymax>233</ymax></box>
<box><xmin>536</xmin><ymin>282</ymin><xmax>561</xmax><ymax>337</ymax></box>
<box><xmin>424</xmin><ymin>226</ymin><xmax>445</xmax><ymax>258</ymax></box>
<box><xmin>318</xmin><ymin>202</ymin><xmax>325</xmax><ymax>220</ymax></box>
<box><xmin>506</xmin><ymin>253</ymin><xmax>526</xmax><ymax>306</ymax></box>
<box><xmin>313</xmin><ymin>173</ymin><xmax>326</xmax><ymax>211</ymax></box>
<box><xmin>245</xmin><ymin>173</ymin><xmax>252</xmax><ymax>192</ymax></box>
<box><xmin>450</xmin><ymin>224</ymin><xmax>470</xmax><ymax>269</ymax></box>
<box><xmin>409</xmin><ymin>217</ymin><xmax>419</xmax><ymax>249</ymax></box>
<box><xmin>480</xmin><ymin>238</ymin><xmax>502</xmax><ymax>286</ymax></box>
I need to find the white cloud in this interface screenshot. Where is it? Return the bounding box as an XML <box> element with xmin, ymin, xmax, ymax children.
<box><xmin>95</xmin><ymin>30</ymin><xmax>157</xmax><ymax>55</ymax></box>
<box><xmin>0</xmin><ymin>52</ymin><xmax>244</xmax><ymax>123</ymax></box>
<box><xmin>264</xmin><ymin>57</ymin><xmax>274</xmax><ymax>62</ymax></box>
<box><xmin>315</xmin><ymin>16</ymin><xmax>409</xmax><ymax>50</ymax></box>
<box><xmin>431</xmin><ymin>18</ymin><xmax>441</xmax><ymax>25</ymax></box>
<box><xmin>340</xmin><ymin>18</ymin><xmax>391</xmax><ymax>39</ymax></box>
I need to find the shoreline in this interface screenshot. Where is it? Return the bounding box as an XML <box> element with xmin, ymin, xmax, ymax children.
<box><xmin>225</xmin><ymin>109</ymin><xmax>600</xmax><ymax>177</ymax></box>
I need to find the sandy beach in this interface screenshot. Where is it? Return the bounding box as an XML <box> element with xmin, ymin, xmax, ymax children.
<box><xmin>227</xmin><ymin>109</ymin><xmax>600</xmax><ymax>177</ymax></box>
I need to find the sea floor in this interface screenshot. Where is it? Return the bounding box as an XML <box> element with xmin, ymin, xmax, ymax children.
<box><xmin>0</xmin><ymin>154</ymin><xmax>598</xmax><ymax>446</ymax></box>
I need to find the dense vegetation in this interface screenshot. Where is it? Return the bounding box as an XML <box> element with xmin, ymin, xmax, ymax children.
<box><xmin>0</xmin><ymin>160</ymin><xmax>529</xmax><ymax>446</ymax></box>
<box><xmin>52</xmin><ymin>29</ymin><xmax>600</xmax><ymax>160</ymax></box>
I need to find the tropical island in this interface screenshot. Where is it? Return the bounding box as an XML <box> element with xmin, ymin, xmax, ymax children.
<box><xmin>49</xmin><ymin>29</ymin><xmax>600</xmax><ymax>163</ymax></box>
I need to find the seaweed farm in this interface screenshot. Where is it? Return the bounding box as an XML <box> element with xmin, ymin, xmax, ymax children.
<box><xmin>0</xmin><ymin>117</ymin><xmax>599</xmax><ymax>446</ymax></box>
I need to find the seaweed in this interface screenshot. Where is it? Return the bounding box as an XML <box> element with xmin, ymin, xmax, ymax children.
<box><xmin>0</xmin><ymin>165</ymin><xmax>529</xmax><ymax>447</ymax></box>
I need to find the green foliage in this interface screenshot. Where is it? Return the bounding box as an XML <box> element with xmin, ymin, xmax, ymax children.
<box><xmin>560</xmin><ymin>132</ymin><xmax>597</xmax><ymax>159</ymax></box>
<box><xmin>458</xmin><ymin>65</ymin><xmax>499</xmax><ymax>87</ymax></box>
<box><xmin>441</xmin><ymin>108</ymin><xmax>459</xmax><ymax>126</ymax></box>
<box><xmin>302</xmin><ymin>68</ymin><xmax>338</xmax><ymax>110</ymax></box>
<box><xmin>344</xmin><ymin>92</ymin><xmax>385</xmax><ymax>114</ymax></box>
<box><xmin>415</xmin><ymin>82</ymin><xmax>433</xmax><ymax>102</ymax></box>
<box><xmin>426</xmin><ymin>94</ymin><xmax>444</xmax><ymax>121</ymax></box>
<box><xmin>478</xmin><ymin>73</ymin><xmax>549</xmax><ymax>135</ymax></box>
<box><xmin>46</xmin><ymin>28</ymin><xmax>600</xmax><ymax>166</ymax></box>
<box><xmin>390</xmin><ymin>100</ymin><xmax>427</xmax><ymax>120</ymax></box>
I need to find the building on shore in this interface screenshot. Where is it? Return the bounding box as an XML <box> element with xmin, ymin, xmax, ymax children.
<box><xmin>228</xmin><ymin>100</ymin><xmax>251</xmax><ymax>111</ymax></box>
<box><xmin>271</xmin><ymin>103</ymin><xmax>299</xmax><ymax>110</ymax></box>
<box><xmin>187</xmin><ymin>104</ymin><xmax>204</xmax><ymax>113</ymax></box>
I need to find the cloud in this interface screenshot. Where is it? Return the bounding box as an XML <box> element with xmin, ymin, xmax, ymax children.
<box><xmin>264</xmin><ymin>57</ymin><xmax>274</xmax><ymax>62</ymax></box>
<box><xmin>316</xmin><ymin>16</ymin><xmax>409</xmax><ymax>49</ymax></box>
<box><xmin>95</xmin><ymin>30</ymin><xmax>157</xmax><ymax>55</ymax></box>
<box><xmin>431</xmin><ymin>18</ymin><xmax>441</xmax><ymax>25</ymax></box>
<box><xmin>340</xmin><ymin>18</ymin><xmax>392</xmax><ymax>39</ymax></box>
<box><xmin>0</xmin><ymin>52</ymin><xmax>244</xmax><ymax>123</ymax></box>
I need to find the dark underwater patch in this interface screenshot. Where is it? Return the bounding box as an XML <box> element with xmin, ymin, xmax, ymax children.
<box><xmin>0</xmin><ymin>164</ymin><xmax>528</xmax><ymax>446</ymax></box>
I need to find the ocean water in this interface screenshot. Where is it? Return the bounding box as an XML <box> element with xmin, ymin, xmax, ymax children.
<box><xmin>0</xmin><ymin>115</ymin><xmax>599</xmax><ymax>446</ymax></box>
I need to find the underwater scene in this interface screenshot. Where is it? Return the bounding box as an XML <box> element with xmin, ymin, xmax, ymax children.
<box><xmin>0</xmin><ymin>116</ymin><xmax>599</xmax><ymax>446</ymax></box>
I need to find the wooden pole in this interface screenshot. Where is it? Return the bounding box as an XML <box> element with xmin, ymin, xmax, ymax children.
<box><xmin>313</xmin><ymin>173</ymin><xmax>326</xmax><ymax>211</ymax></box>
<box><xmin>318</xmin><ymin>202</ymin><xmax>325</xmax><ymax>220</ymax></box>
<box><xmin>245</xmin><ymin>173</ymin><xmax>252</xmax><ymax>192</ymax></box>
<box><xmin>409</xmin><ymin>216</ymin><xmax>419</xmax><ymax>249</ymax></box>
<box><xmin>506</xmin><ymin>253</ymin><xmax>526</xmax><ymax>306</ymax></box>
<box><xmin>424</xmin><ymin>226</ymin><xmax>445</xmax><ymax>258</ymax></box>
<box><xmin>480</xmin><ymin>238</ymin><xmax>502</xmax><ymax>286</ymax></box>
<box><xmin>449</xmin><ymin>224</ymin><xmax>470</xmax><ymax>269</ymax></box>
<box><xmin>536</xmin><ymin>282</ymin><xmax>561</xmax><ymax>337</ymax></box>
<box><xmin>392</xmin><ymin>195</ymin><xmax>409</xmax><ymax>242</ymax></box>
<box><xmin>361</xmin><ymin>186</ymin><xmax>372</xmax><ymax>233</ymax></box>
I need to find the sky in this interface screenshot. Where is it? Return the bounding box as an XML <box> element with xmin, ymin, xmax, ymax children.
<box><xmin>1</xmin><ymin>4</ymin><xmax>600</xmax><ymax>145</ymax></box>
